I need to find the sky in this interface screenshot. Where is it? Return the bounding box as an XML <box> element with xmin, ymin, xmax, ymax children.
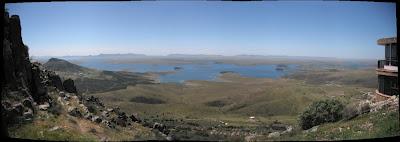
<box><xmin>5</xmin><ymin>1</ymin><xmax>396</xmax><ymax>59</ymax></box>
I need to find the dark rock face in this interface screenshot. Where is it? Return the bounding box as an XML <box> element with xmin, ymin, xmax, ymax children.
<box><xmin>22</xmin><ymin>98</ymin><xmax>33</xmax><ymax>109</ymax></box>
<box><xmin>1</xmin><ymin>12</ymin><xmax>78</xmax><ymax>137</ymax></box>
<box><xmin>8</xmin><ymin>15</ymin><xmax>32</xmax><ymax>89</ymax></box>
<box><xmin>47</xmin><ymin>71</ymin><xmax>63</xmax><ymax>90</ymax></box>
<box><xmin>30</xmin><ymin>63</ymin><xmax>48</xmax><ymax>103</ymax></box>
<box><xmin>63</xmin><ymin>79</ymin><xmax>77</xmax><ymax>93</ymax></box>
<box><xmin>2</xmin><ymin>12</ymin><xmax>40</xmax><ymax>133</ymax></box>
<box><xmin>3</xmin><ymin>13</ymin><xmax>31</xmax><ymax>90</ymax></box>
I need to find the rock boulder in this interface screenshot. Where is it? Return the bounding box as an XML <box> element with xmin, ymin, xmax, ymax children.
<box><xmin>63</xmin><ymin>79</ymin><xmax>77</xmax><ymax>93</ymax></box>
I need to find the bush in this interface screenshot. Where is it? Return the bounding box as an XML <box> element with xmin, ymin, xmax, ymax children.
<box><xmin>86</xmin><ymin>103</ymin><xmax>97</xmax><ymax>113</ymax></box>
<box><xmin>299</xmin><ymin>99</ymin><xmax>344</xmax><ymax>130</ymax></box>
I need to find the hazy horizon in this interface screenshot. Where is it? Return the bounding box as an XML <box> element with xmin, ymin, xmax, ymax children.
<box><xmin>31</xmin><ymin>53</ymin><xmax>380</xmax><ymax>61</ymax></box>
<box><xmin>6</xmin><ymin>1</ymin><xmax>396</xmax><ymax>59</ymax></box>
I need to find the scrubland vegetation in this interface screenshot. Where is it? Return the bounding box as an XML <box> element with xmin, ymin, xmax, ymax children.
<box><xmin>85</xmin><ymin>63</ymin><xmax>398</xmax><ymax>141</ymax></box>
<box><xmin>8</xmin><ymin>57</ymin><xmax>398</xmax><ymax>141</ymax></box>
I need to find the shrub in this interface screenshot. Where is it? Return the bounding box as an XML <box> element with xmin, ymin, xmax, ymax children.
<box><xmin>299</xmin><ymin>99</ymin><xmax>344</xmax><ymax>130</ymax></box>
<box><xmin>86</xmin><ymin>103</ymin><xmax>97</xmax><ymax>113</ymax></box>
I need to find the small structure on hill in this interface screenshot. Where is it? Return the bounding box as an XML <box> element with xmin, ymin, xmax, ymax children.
<box><xmin>375</xmin><ymin>37</ymin><xmax>398</xmax><ymax>101</ymax></box>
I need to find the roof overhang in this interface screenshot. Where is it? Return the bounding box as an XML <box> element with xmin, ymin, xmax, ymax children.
<box><xmin>377</xmin><ymin>37</ymin><xmax>397</xmax><ymax>45</ymax></box>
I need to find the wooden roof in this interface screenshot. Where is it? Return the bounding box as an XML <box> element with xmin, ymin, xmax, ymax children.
<box><xmin>377</xmin><ymin>37</ymin><xmax>397</xmax><ymax>45</ymax></box>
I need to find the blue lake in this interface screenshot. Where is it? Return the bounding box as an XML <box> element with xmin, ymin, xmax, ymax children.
<box><xmin>77</xmin><ymin>60</ymin><xmax>298</xmax><ymax>83</ymax></box>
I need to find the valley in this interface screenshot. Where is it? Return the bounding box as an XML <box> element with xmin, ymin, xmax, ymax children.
<box><xmin>85</xmin><ymin>62</ymin><xmax>378</xmax><ymax>140</ymax></box>
<box><xmin>3</xmin><ymin>2</ymin><xmax>398</xmax><ymax>140</ymax></box>
<box><xmin>9</xmin><ymin>50</ymin><xmax>399</xmax><ymax>141</ymax></box>
<box><xmin>39</xmin><ymin>55</ymin><xmax>395</xmax><ymax>141</ymax></box>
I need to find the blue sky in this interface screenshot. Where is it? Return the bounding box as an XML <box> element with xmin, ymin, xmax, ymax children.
<box><xmin>6</xmin><ymin>1</ymin><xmax>396</xmax><ymax>59</ymax></box>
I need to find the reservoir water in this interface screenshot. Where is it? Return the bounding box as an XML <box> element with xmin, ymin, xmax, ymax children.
<box><xmin>77</xmin><ymin>60</ymin><xmax>297</xmax><ymax>83</ymax></box>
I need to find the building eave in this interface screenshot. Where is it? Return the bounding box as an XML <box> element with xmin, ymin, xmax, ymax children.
<box><xmin>377</xmin><ymin>37</ymin><xmax>397</xmax><ymax>45</ymax></box>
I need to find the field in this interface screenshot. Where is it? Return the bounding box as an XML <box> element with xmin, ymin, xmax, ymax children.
<box><xmin>89</xmin><ymin>64</ymin><xmax>380</xmax><ymax>140</ymax></box>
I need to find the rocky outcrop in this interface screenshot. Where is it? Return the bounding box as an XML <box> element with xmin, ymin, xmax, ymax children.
<box><xmin>3</xmin><ymin>13</ymin><xmax>31</xmax><ymax>91</ymax></box>
<box><xmin>1</xmin><ymin>12</ymin><xmax>167</xmax><ymax>139</ymax></box>
<box><xmin>1</xmin><ymin>12</ymin><xmax>80</xmax><ymax>137</ymax></box>
<box><xmin>47</xmin><ymin>71</ymin><xmax>63</xmax><ymax>90</ymax></box>
<box><xmin>130</xmin><ymin>113</ymin><xmax>141</xmax><ymax>123</ymax></box>
<box><xmin>67</xmin><ymin>107</ymin><xmax>82</xmax><ymax>117</ymax></box>
<box><xmin>86</xmin><ymin>96</ymin><xmax>104</xmax><ymax>107</ymax></box>
<box><xmin>63</xmin><ymin>79</ymin><xmax>77</xmax><ymax>93</ymax></box>
<box><xmin>270</xmin><ymin>121</ymin><xmax>287</xmax><ymax>131</ymax></box>
<box><xmin>369</xmin><ymin>95</ymin><xmax>398</xmax><ymax>112</ymax></box>
<box><xmin>2</xmin><ymin>11</ymin><xmax>51</xmax><ymax>104</ymax></box>
<box><xmin>344</xmin><ymin>92</ymin><xmax>399</xmax><ymax>121</ymax></box>
<box><xmin>30</xmin><ymin>62</ymin><xmax>49</xmax><ymax>103</ymax></box>
<box><xmin>153</xmin><ymin>122</ymin><xmax>168</xmax><ymax>134</ymax></box>
<box><xmin>2</xmin><ymin>12</ymin><xmax>37</xmax><ymax>137</ymax></box>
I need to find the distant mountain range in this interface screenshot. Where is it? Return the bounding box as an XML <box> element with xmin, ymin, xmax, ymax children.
<box><xmin>33</xmin><ymin>53</ymin><xmax>376</xmax><ymax>61</ymax></box>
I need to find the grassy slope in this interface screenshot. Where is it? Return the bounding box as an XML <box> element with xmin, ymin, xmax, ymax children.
<box><xmin>286</xmin><ymin>66</ymin><xmax>377</xmax><ymax>88</ymax></box>
<box><xmin>268</xmin><ymin>109</ymin><xmax>399</xmax><ymax>141</ymax></box>
<box><xmin>89</xmin><ymin>68</ymin><xmax>381</xmax><ymax>140</ymax></box>
<box><xmin>9</xmin><ymin>112</ymin><xmax>158</xmax><ymax>141</ymax></box>
<box><xmin>23</xmin><ymin>60</ymin><xmax>386</xmax><ymax>141</ymax></box>
<box><xmin>92</xmin><ymin>72</ymin><xmax>373</xmax><ymax>118</ymax></box>
<box><xmin>8</xmin><ymin>89</ymin><xmax>159</xmax><ymax>141</ymax></box>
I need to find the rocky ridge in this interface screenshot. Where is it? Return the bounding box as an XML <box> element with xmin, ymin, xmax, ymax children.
<box><xmin>1</xmin><ymin>12</ymin><xmax>169</xmax><ymax>140</ymax></box>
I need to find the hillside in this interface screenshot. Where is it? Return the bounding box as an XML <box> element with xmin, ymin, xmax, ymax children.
<box><xmin>1</xmin><ymin>12</ymin><xmax>168</xmax><ymax>141</ymax></box>
<box><xmin>44</xmin><ymin>58</ymin><xmax>87</xmax><ymax>73</ymax></box>
<box><xmin>3</xmin><ymin>11</ymin><xmax>398</xmax><ymax>141</ymax></box>
<box><xmin>89</xmin><ymin>70</ymin><xmax>398</xmax><ymax>141</ymax></box>
<box><xmin>262</xmin><ymin>95</ymin><xmax>399</xmax><ymax>141</ymax></box>
<box><xmin>43</xmin><ymin>58</ymin><xmax>155</xmax><ymax>93</ymax></box>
